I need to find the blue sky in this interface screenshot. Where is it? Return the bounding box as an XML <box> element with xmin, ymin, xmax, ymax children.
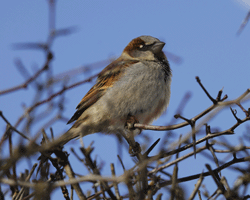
<box><xmin>1</xmin><ymin>0</ymin><xmax>250</xmax><ymax>199</ymax></box>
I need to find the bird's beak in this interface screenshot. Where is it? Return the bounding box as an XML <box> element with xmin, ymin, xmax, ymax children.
<box><xmin>152</xmin><ymin>42</ymin><xmax>165</xmax><ymax>53</ymax></box>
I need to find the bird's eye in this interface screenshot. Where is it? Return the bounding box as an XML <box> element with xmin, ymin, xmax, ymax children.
<box><xmin>139</xmin><ymin>42</ymin><xmax>155</xmax><ymax>50</ymax></box>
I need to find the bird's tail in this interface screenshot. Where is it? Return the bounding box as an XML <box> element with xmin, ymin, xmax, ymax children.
<box><xmin>53</xmin><ymin>125</ymin><xmax>93</xmax><ymax>147</ymax></box>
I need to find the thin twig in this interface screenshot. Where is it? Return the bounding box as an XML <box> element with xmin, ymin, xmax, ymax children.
<box><xmin>188</xmin><ymin>172</ymin><xmax>204</xmax><ymax>200</ymax></box>
<box><xmin>0</xmin><ymin>53</ymin><xmax>52</xmax><ymax>96</ymax></box>
<box><xmin>110</xmin><ymin>164</ymin><xmax>121</xmax><ymax>200</ymax></box>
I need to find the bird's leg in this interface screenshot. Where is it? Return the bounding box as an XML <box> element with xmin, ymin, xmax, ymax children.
<box><xmin>124</xmin><ymin>114</ymin><xmax>149</xmax><ymax>197</ymax></box>
<box><xmin>124</xmin><ymin>114</ymin><xmax>142</xmax><ymax>156</ymax></box>
<box><xmin>125</xmin><ymin>114</ymin><xmax>142</xmax><ymax>134</ymax></box>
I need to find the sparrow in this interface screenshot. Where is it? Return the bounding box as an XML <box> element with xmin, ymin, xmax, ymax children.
<box><xmin>57</xmin><ymin>35</ymin><xmax>172</xmax><ymax>146</ymax></box>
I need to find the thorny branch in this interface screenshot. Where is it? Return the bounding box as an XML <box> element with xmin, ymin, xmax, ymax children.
<box><xmin>1</xmin><ymin>77</ymin><xmax>250</xmax><ymax>199</ymax></box>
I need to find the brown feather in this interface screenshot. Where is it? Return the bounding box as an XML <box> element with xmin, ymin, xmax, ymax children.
<box><xmin>67</xmin><ymin>59</ymin><xmax>139</xmax><ymax>124</ymax></box>
<box><xmin>123</xmin><ymin>38</ymin><xmax>145</xmax><ymax>55</ymax></box>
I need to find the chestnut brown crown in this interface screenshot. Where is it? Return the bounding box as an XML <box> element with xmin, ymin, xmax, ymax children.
<box><xmin>123</xmin><ymin>36</ymin><xmax>166</xmax><ymax>62</ymax></box>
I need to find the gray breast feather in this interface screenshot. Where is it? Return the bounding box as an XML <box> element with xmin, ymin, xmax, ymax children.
<box><xmin>103</xmin><ymin>61</ymin><xmax>171</xmax><ymax>121</ymax></box>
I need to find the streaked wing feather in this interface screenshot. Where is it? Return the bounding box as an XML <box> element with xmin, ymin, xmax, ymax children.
<box><xmin>67</xmin><ymin>59</ymin><xmax>139</xmax><ymax>124</ymax></box>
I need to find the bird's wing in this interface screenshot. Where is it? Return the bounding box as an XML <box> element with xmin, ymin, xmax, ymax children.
<box><xmin>67</xmin><ymin>59</ymin><xmax>139</xmax><ymax>124</ymax></box>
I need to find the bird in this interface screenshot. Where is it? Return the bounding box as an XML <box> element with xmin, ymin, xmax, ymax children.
<box><xmin>57</xmin><ymin>35</ymin><xmax>172</xmax><ymax>146</ymax></box>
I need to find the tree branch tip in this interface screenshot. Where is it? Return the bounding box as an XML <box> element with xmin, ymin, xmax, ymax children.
<box><xmin>174</xmin><ymin>114</ymin><xmax>180</xmax><ymax>119</ymax></box>
<box><xmin>155</xmin><ymin>138</ymin><xmax>161</xmax><ymax>143</ymax></box>
<box><xmin>218</xmin><ymin>89</ymin><xmax>223</xmax><ymax>95</ymax></box>
<box><xmin>195</xmin><ymin>76</ymin><xmax>200</xmax><ymax>81</ymax></box>
<box><xmin>205</xmin><ymin>164</ymin><xmax>211</xmax><ymax>169</ymax></box>
<box><xmin>230</xmin><ymin>107</ymin><xmax>243</xmax><ymax>123</ymax></box>
<box><xmin>144</xmin><ymin>138</ymin><xmax>161</xmax><ymax>156</ymax></box>
<box><xmin>216</xmin><ymin>88</ymin><xmax>224</xmax><ymax>102</ymax></box>
<box><xmin>221</xmin><ymin>94</ymin><xmax>228</xmax><ymax>101</ymax></box>
<box><xmin>229</xmin><ymin>107</ymin><xmax>235</xmax><ymax>113</ymax></box>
